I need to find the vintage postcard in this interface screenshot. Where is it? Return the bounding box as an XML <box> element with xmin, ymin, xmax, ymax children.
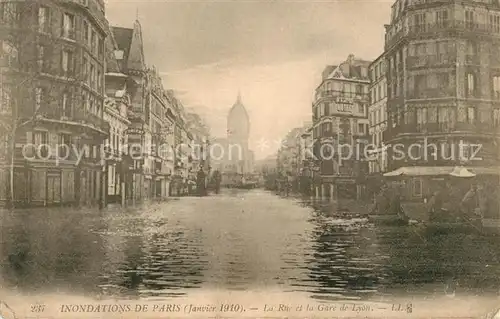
<box><xmin>1</xmin><ymin>0</ymin><xmax>500</xmax><ymax>318</ymax></box>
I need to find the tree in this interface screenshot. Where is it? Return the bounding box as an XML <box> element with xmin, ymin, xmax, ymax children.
<box><xmin>0</xmin><ymin>0</ymin><xmax>98</xmax><ymax>207</ymax></box>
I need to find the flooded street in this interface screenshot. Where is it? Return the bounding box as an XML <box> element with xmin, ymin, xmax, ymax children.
<box><xmin>2</xmin><ymin>189</ymin><xmax>500</xmax><ymax>302</ymax></box>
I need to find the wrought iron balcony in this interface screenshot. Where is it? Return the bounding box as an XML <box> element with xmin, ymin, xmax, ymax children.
<box><xmin>407</xmin><ymin>54</ymin><xmax>456</xmax><ymax>69</ymax></box>
<box><xmin>407</xmin><ymin>88</ymin><xmax>455</xmax><ymax>100</ymax></box>
<box><xmin>73</xmin><ymin>108</ymin><xmax>110</xmax><ymax>133</ymax></box>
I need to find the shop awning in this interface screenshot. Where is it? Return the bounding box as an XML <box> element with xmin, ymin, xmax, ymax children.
<box><xmin>383</xmin><ymin>166</ymin><xmax>473</xmax><ymax>177</ymax></box>
<box><xmin>469</xmin><ymin>167</ymin><xmax>500</xmax><ymax>176</ymax></box>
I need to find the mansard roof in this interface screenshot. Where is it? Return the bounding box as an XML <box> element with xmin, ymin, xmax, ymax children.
<box><xmin>111</xmin><ymin>19</ymin><xmax>146</xmax><ymax>73</ymax></box>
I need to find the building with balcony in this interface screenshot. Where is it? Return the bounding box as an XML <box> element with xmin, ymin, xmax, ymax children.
<box><xmin>186</xmin><ymin>110</ymin><xmax>211</xmax><ymax>174</ymax></box>
<box><xmin>166</xmin><ymin>89</ymin><xmax>192</xmax><ymax>195</ymax></box>
<box><xmin>368</xmin><ymin>53</ymin><xmax>389</xmax><ymax>175</ymax></box>
<box><xmin>103</xmin><ymin>25</ymin><xmax>131</xmax><ymax>205</ymax></box>
<box><xmin>383</xmin><ymin>0</ymin><xmax>500</xmax><ymax>202</ymax></box>
<box><xmin>110</xmin><ymin>19</ymin><xmax>148</xmax><ymax>203</ymax></box>
<box><xmin>147</xmin><ymin>66</ymin><xmax>175</xmax><ymax>199</ymax></box>
<box><xmin>0</xmin><ymin>0</ymin><xmax>110</xmax><ymax>207</ymax></box>
<box><xmin>312</xmin><ymin>54</ymin><xmax>371</xmax><ymax>201</ymax></box>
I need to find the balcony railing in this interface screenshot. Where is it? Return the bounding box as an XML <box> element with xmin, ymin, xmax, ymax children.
<box><xmin>407</xmin><ymin>54</ymin><xmax>456</xmax><ymax>68</ymax></box>
<box><xmin>386</xmin><ymin>20</ymin><xmax>500</xmax><ymax>50</ymax></box>
<box><xmin>407</xmin><ymin>88</ymin><xmax>455</xmax><ymax>99</ymax></box>
<box><xmin>383</xmin><ymin>122</ymin><xmax>500</xmax><ymax>141</ymax></box>
<box><xmin>315</xmin><ymin>91</ymin><xmax>368</xmax><ymax>103</ymax></box>
<box><xmin>73</xmin><ymin>108</ymin><xmax>110</xmax><ymax>133</ymax></box>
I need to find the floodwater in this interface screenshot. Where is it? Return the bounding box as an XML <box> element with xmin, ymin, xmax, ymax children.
<box><xmin>1</xmin><ymin>189</ymin><xmax>500</xmax><ymax>301</ymax></box>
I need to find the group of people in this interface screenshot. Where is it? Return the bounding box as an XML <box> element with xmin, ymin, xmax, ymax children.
<box><xmin>428</xmin><ymin>181</ymin><xmax>499</xmax><ymax>222</ymax></box>
<box><xmin>371</xmin><ymin>179</ymin><xmax>500</xmax><ymax>223</ymax></box>
<box><xmin>171</xmin><ymin>167</ymin><xmax>222</xmax><ymax>197</ymax></box>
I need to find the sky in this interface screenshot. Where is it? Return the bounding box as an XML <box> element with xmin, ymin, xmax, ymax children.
<box><xmin>104</xmin><ymin>0</ymin><xmax>392</xmax><ymax>159</ymax></box>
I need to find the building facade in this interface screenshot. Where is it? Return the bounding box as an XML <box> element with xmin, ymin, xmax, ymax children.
<box><xmin>147</xmin><ymin>66</ymin><xmax>173</xmax><ymax>199</ymax></box>
<box><xmin>110</xmin><ymin>20</ymin><xmax>149</xmax><ymax>203</ymax></box>
<box><xmin>0</xmin><ymin>0</ymin><xmax>109</xmax><ymax>207</ymax></box>
<box><xmin>312</xmin><ymin>54</ymin><xmax>371</xmax><ymax>201</ymax></box>
<box><xmin>368</xmin><ymin>53</ymin><xmax>389</xmax><ymax>175</ymax></box>
<box><xmin>383</xmin><ymin>0</ymin><xmax>500</xmax><ymax>203</ymax></box>
<box><xmin>103</xmin><ymin>25</ymin><xmax>131</xmax><ymax>205</ymax></box>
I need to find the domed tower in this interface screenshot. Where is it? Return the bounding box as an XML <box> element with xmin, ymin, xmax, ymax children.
<box><xmin>227</xmin><ymin>91</ymin><xmax>250</xmax><ymax>145</ymax></box>
<box><xmin>227</xmin><ymin>92</ymin><xmax>250</xmax><ymax>174</ymax></box>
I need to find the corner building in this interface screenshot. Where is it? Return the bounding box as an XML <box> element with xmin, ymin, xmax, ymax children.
<box><xmin>0</xmin><ymin>0</ymin><xmax>109</xmax><ymax>207</ymax></box>
<box><xmin>384</xmin><ymin>0</ymin><xmax>500</xmax><ymax>202</ymax></box>
<box><xmin>312</xmin><ymin>54</ymin><xmax>371</xmax><ymax>201</ymax></box>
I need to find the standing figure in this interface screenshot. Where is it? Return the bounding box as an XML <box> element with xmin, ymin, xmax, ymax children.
<box><xmin>196</xmin><ymin>167</ymin><xmax>207</xmax><ymax>196</ymax></box>
<box><xmin>213</xmin><ymin>170</ymin><xmax>221</xmax><ymax>194</ymax></box>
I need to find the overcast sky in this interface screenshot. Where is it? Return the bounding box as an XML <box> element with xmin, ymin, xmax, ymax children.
<box><xmin>105</xmin><ymin>0</ymin><xmax>392</xmax><ymax>159</ymax></box>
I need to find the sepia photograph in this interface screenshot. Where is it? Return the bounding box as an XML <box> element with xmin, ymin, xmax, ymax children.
<box><xmin>1</xmin><ymin>0</ymin><xmax>500</xmax><ymax>318</ymax></box>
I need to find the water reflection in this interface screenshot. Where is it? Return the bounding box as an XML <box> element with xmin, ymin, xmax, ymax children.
<box><xmin>0</xmin><ymin>208</ymin><xmax>106</xmax><ymax>295</ymax></box>
<box><xmin>2</xmin><ymin>192</ymin><xmax>500</xmax><ymax>301</ymax></box>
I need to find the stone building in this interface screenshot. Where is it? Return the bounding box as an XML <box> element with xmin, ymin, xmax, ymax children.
<box><xmin>312</xmin><ymin>54</ymin><xmax>371</xmax><ymax>201</ymax></box>
<box><xmin>383</xmin><ymin>0</ymin><xmax>500</xmax><ymax>201</ymax></box>
<box><xmin>110</xmin><ymin>19</ymin><xmax>149</xmax><ymax>203</ymax></box>
<box><xmin>368</xmin><ymin>53</ymin><xmax>389</xmax><ymax>175</ymax></box>
<box><xmin>103</xmin><ymin>26</ymin><xmax>130</xmax><ymax>205</ymax></box>
<box><xmin>0</xmin><ymin>0</ymin><xmax>109</xmax><ymax>207</ymax></box>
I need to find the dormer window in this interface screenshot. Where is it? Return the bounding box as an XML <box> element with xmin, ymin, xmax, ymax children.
<box><xmin>114</xmin><ymin>50</ymin><xmax>124</xmax><ymax>60</ymax></box>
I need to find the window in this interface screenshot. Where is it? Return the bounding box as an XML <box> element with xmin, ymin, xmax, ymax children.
<box><xmin>466</xmin><ymin>40</ymin><xmax>477</xmax><ymax>60</ymax></box>
<box><xmin>355</xmin><ymin>84</ymin><xmax>362</xmax><ymax>95</ymax></box>
<box><xmin>491</xmin><ymin>15</ymin><xmax>500</xmax><ymax>33</ymax></box>
<box><xmin>36</xmin><ymin>44</ymin><xmax>46</xmax><ymax>71</ymax></box>
<box><xmin>465</xmin><ymin>10</ymin><xmax>475</xmax><ymax>29</ymax></box>
<box><xmin>0</xmin><ymin>86</ymin><xmax>10</xmax><ymax>113</ymax></box>
<box><xmin>427</xmin><ymin>74</ymin><xmax>438</xmax><ymax>89</ymax></box>
<box><xmin>358</xmin><ymin>104</ymin><xmax>365</xmax><ymax>114</ymax></box>
<box><xmin>61</xmin><ymin>49</ymin><xmax>73</xmax><ymax>76</ymax></box>
<box><xmin>97</xmin><ymin>70</ymin><xmax>102</xmax><ymax>91</ymax></box>
<box><xmin>58</xmin><ymin>133</ymin><xmax>71</xmax><ymax>157</ymax></box>
<box><xmin>91</xmin><ymin>30</ymin><xmax>96</xmax><ymax>54</ymax></box>
<box><xmin>2</xmin><ymin>40</ymin><xmax>18</xmax><ymax>67</ymax></box>
<box><xmin>412</xmin><ymin>178</ymin><xmax>422</xmax><ymax>197</ymax></box>
<box><xmin>324</xmin><ymin>102</ymin><xmax>330</xmax><ymax>116</ymax></box>
<box><xmin>90</xmin><ymin>97</ymin><xmax>95</xmax><ymax>114</ymax></box>
<box><xmin>1</xmin><ymin>2</ymin><xmax>18</xmax><ymax>25</ymax></box>
<box><xmin>34</xmin><ymin>87</ymin><xmax>44</xmax><ymax>111</ymax></box>
<box><xmin>83</xmin><ymin>57</ymin><xmax>89</xmax><ymax>83</ymax></box>
<box><xmin>358</xmin><ymin>123</ymin><xmax>364</xmax><ymax>135</ymax></box>
<box><xmin>90</xmin><ymin>64</ymin><xmax>95</xmax><ymax>88</ymax></box>
<box><xmin>439</xmin><ymin>107</ymin><xmax>449</xmax><ymax>124</ymax></box>
<box><xmin>98</xmin><ymin>37</ymin><xmax>104</xmax><ymax>58</ymax></box>
<box><xmin>428</xmin><ymin>107</ymin><xmax>437</xmax><ymax>123</ymax></box>
<box><xmin>467</xmin><ymin>107</ymin><xmax>476</xmax><ymax>124</ymax></box>
<box><xmin>33</xmin><ymin>131</ymin><xmax>47</xmax><ymax>145</ymax></box>
<box><xmin>83</xmin><ymin>20</ymin><xmax>89</xmax><ymax>45</ymax></box>
<box><xmin>38</xmin><ymin>6</ymin><xmax>50</xmax><ymax>33</ymax></box>
<box><xmin>466</xmin><ymin>73</ymin><xmax>476</xmax><ymax>97</ymax></box>
<box><xmin>414</xmin><ymin>13</ymin><xmax>427</xmax><ymax>32</ymax></box>
<box><xmin>61</xmin><ymin>92</ymin><xmax>71</xmax><ymax>117</ymax></box>
<box><xmin>494</xmin><ymin>76</ymin><xmax>500</xmax><ymax>99</ymax></box>
<box><xmin>436</xmin><ymin>10</ymin><xmax>448</xmax><ymax>27</ymax></box>
<box><xmin>62</xmin><ymin>13</ymin><xmax>75</xmax><ymax>39</ymax></box>
<box><xmin>494</xmin><ymin>109</ymin><xmax>500</xmax><ymax>126</ymax></box>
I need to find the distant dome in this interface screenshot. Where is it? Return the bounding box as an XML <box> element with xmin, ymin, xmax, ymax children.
<box><xmin>227</xmin><ymin>92</ymin><xmax>250</xmax><ymax>138</ymax></box>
